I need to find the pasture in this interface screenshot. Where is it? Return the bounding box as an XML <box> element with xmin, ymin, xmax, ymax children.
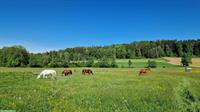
<box><xmin>115</xmin><ymin>58</ymin><xmax>176</xmax><ymax>68</ymax></box>
<box><xmin>164</xmin><ymin>57</ymin><xmax>200</xmax><ymax>67</ymax></box>
<box><xmin>0</xmin><ymin>67</ymin><xmax>200</xmax><ymax>112</ymax></box>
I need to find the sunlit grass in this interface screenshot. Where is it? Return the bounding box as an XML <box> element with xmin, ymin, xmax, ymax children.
<box><xmin>0</xmin><ymin>67</ymin><xmax>200</xmax><ymax>112</ymax></box>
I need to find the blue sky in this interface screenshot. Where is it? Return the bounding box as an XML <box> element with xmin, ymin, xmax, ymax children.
<box><xmin>0</xmin><ymin>0</ymin><xmax>200</xmax><ymax>53</ymax></box>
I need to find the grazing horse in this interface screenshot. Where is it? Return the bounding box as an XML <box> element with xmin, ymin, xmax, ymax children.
<box><xmin>82</xmin><ymin>69</ymin><xmax>93</xmax><ymax>75</ymax></box>
<box><xmin>139</xmin><ymin>68</ymin><xmax>151</xmax><ymax>76</ymax></box>
<box><xmin>62</xmin><ymin>69</ymin><xmax>72</xmax><ymax>76</ymax></box>
<box><xmin>37</xmin><ymin>70</ymin><xmax>57</xmax><ymax>79</ymax></box>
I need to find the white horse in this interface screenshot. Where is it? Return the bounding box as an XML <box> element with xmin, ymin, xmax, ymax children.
<box><xmin>37</xmin><ymin>70</ymin><xmax>57</xmax><ymax>79</ymax></box>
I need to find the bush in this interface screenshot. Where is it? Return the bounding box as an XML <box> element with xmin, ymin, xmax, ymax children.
<box><xmin>110</xmin><ymin>59</ymin><xmax>118</xmax><ymax>68</ymax></box>
<box><xmin>48</xmin><ymin>60</ymin><xmax>59</xmax><ymax>68</ymax></box>
<box><xmin>86</xmin><ymin>60</ymin><xmax>94</xmax><ymax>67</ymax></box>
<box><xmin>147</xmin><ymin>60</ymin><xmax>157</xmax><ymax>68</ymax></box>
<box><xmin>95</xmin><ymin>58</ymin><xmax>110</xmax><ymax>68</ymax></box>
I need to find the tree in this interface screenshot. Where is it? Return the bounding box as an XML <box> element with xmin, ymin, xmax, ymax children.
<box><xmin>193</xmin><ymin>42</ymin><xmax>200</xmax><ymax>56</ymax></box>
<box><xmin>135</xmin><ymin>48</ymin><xmax>142</xmax><ymax>58</ymax></box>
<box><xmin>0</xmin><ymin>40</ymin><xmax>199</xmax><ymax>68</ymax></box>
<box><xmin>86</xmin><ymin>59</ymin><xmax>94</xmax><ymax>67</ymax></box>
<box><xmin>116</xmin><ymin>46</ymin><xmax>127</xmax><ymax>59</ymax></box>
<box><xmin>110</xmin><ymin>58</ymin><xmax>118</xmax><ymax>68</ymax></box>
<box><xmin>147</xmin><ymin>60</ymin><xmax>157</xmax><ymax>68</ymax></box>
<box><xmin>96</xmin><ymin>57</ymin><xmax>110</xmax><ymax>68</ymax></box>
<box><xmin>181</xmin><ymin>53</ymin><xmax>192</xmax><ymax>66</ymax></box>
<box><xmin>1</xmin><ymin>46</ymin><xmax>29</xmax><ymax>67</ymax></box>
<box><xmin>165</xmin><ymin>45</ymin><xmax>173</xmax><ymax>57</ymax></box>
<box><xmin>128</xmin><ymin>60</ymin><xmax>132</xmax><ymax>68</ymax></box>
<box><xmin>183</xmin><ymin>42</ymin><xmax>193</xmax><ymax>55</ymax></box>
<box><xmin>175</xmin><ymin>42</ymin><xmax>183</xmax><ymax>57</ymax></box>
<box><xmin>126</xmin><ymin>49</ymin><xmax>135</xmax><ymax>59</ymax></box>
<box><xmin>157</xmin><ymin>46</ymin><xmax>165</xmax><ymax>57</ymax></box>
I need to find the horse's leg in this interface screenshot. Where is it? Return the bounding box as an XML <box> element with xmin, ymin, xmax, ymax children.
<box><xmin>51</xmin><ymin>74</ymin><xmax>54</xmax><ymax>79</ymax></box>
<box><xmin>42</xmin><ymin>74</ymin><xmax>45</xmax><ymax>79</ymax></box>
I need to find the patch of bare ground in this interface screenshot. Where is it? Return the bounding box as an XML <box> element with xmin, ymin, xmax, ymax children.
<box><xmin>164</xmin><ymin>57</ymin><xmax>200</xmax><ymax>67</ymax></box>
<box><xmin>164</xmin><ymin>57</ymin><xmax>181</xmax><ymax>65</ymax></box>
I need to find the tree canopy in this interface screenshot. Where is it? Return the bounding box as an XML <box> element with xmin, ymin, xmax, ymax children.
<box><xmin>0</xmin><ymin>39</ymin><xmax>199</xmax><ymax>67</ymax></box>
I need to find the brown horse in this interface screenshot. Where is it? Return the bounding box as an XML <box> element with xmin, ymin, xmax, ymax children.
<box><xmin>62</xmin><ymin>69</ymin><xmax>72</xmax><ymax>76</ymax></box>
<box><xmin>82</xmin><ymin>69</ymin><xmax>93</xmax><ymax>75</ymax></box>
<box><xmin>139</xmin><ymin>67</ymin><xmax>151</xmax><ymax>76</ymax></box>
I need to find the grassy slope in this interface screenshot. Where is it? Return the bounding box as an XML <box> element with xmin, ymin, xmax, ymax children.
<box><xmin>0</xmin><ymin>67</ymin><xmax>200</xmax><ymax>112</ymax></box>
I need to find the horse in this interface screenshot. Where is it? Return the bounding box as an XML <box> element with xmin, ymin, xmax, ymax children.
<box><xmin>139</xmin><ymin>67</ymin><xmax>151</xmax><ymax>76</ymax></box>
<box><xmin>82</xmin><ymin>69</ymin><xmax>93</xmax><ymax>75</ymax></box>
<box><xmin>37</xmin><ymin>70</ymin><xmax>57</xmax><ymax>79</ymax></box>
<box><xmin>62</xmin><ymin>69</ymin><xmax>72</xmax><ymax>76</ymax></box>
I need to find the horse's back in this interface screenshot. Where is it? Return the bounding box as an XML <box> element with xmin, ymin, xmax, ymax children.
<box><xmin>41</xmin><ymin>69</ymin><xmax>56</xmax><ymax>75</ymax></box>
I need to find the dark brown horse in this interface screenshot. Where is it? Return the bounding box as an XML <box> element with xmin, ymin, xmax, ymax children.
<box><xmin>62</xmin><ymin>69</ymin><xmax>72</xmax><ymax>76</ymax></box>
<box><xmin>82</xmin><ymin>69</ymin><xmax>93</xmax><ymax>75</ymax></box>
<box><xmin>139</xmin><ymin>67</ymin><xmax>151</xmax><ymax>76</ymax></box>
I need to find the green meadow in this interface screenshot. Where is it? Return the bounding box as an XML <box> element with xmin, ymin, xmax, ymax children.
<box><xmin>115</xmin><ymin>58</ymin><xmax>176</xmax><ymax>68</ymax></box>
<box><xmin>0</xmin><ymin>66</ymin><xmax>200</xmax><ymax>112</ymax></box>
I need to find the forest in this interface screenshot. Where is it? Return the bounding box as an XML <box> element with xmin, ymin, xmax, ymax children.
<box><xmin>0</xmin><ymin>39</ymin><xmax>199</xmax><ymax>67</ymax></box>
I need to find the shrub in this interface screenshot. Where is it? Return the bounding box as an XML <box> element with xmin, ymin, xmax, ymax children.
<box><xmin>96</xmin><ymin>58</ymin><xmax>110</xmax><ymax>68</ymax></box>
<box><xmin>181</xmin><ymin>53</ymin><xmax>192</xmax><ymax>66</ymax></box>
<box><xmin>147</xmin><ymin>60</ymin><xmax>157</xmax><ymax>68</ymax></box>
<box><xmin>110</xmin><ymin>59</ymin><xmax>118</xmax><ymax>68</ymax></box>
<box><xmin>86</xmin><ymin>59</ymin><xmax>94</xmax><ymax>67</ymax></box>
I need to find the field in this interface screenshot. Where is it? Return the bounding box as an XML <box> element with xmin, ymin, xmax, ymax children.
<box><xmin>116</xmin><ymin>58</ymin><xmax>176</xmax><ymax>68</ymax></box>
<box><xmin>1</xmin><ymin>66</ymin><xmax>200</xmax><ymax>112</ymax></box>
<box><xmin>164</xmin><ymin>57</ymin><xmax>200</xmax><ymax>67</ymax></box>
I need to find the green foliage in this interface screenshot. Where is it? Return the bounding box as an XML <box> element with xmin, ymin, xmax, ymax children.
<box><xmin>0</xmin><ymin>40</ymin><xmax>200</xmax><ymax>67</ymax></box>
<box><xmin>193</xmin><ymin>41</ymin><xmax>200</xmax><ymax>56</ymax></box>
<box><xmin>181</xmin><ymin>53</ymin><xmax>192</xmax><ymax>66</ymax></box>
<box><xmin>86</xmin><ymin>59</ymin><xmax>94</xmax><ymax>67</ymax></box>
<box><xmin>147</xmin><ymin>60</ymin><xmax>157</xmax><ymax>68</ymax></box>
<box><xmin>110</xmin><ymin>59</ymin><xmax>118</xmax><ymax>68</ymax></box>
<box><xmin>165</xmin><ymin>45</ymin><xmax>173</xmax><ymax>57</ymax></box>
<box><xmin>96</xmin><ymin>57</ymin><xmax>110</xmax><ymax>68</ymax></box>
<box><xmin>128</xmin><ymin>60</ymin><xmax>132</xmax><ymax>68</ymax></box>
<box><xmin>0</xmin><ymin>45</ymin><xmax>29</xmax><ymax>67</ymax></box>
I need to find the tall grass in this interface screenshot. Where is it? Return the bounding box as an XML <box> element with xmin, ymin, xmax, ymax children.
<box><xmin>0</xmin><ymin>68</ymin><xmax>200</xmax><ymax>112</ymax></box>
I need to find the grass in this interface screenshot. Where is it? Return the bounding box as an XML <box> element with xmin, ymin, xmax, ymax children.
<box><xmin>0</xmin><ymin>67</ymin><xmax>200</xmax><ymax>112</ymax></box>
<box><xmin>116</xmin><ymin>58</ymin><xmax>176</xmax><ymax>68</ymax></box>
<box><xmin>164</xmin><ymin>57</ymin><xmax>200</xmax><ymax>67</ymax></box>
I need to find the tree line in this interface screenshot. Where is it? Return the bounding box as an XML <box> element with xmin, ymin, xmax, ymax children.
<box><xmin>0</xmin><ymin>39</ymin><xmax>199</xmax><ymax>67</ymax></box>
